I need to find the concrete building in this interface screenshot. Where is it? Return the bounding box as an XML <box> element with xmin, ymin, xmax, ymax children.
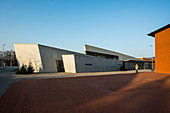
<box><xmin>84</xmin><ymin>45</ymin><xmax>151</xmax><ymax>70</ymax></box>
<box><xmin>148</xmin><ymin>24</ymin><xmax>170</xmax><ymax>74</ymax></box>
<box><xmin>137</xmin><ymin>57</ymin><xmax>155</xmax><ymax>69</ymax></box>
<box><xmin>14</xmin><ymin>43</ymin><xmax>150</xmax><ymax>73</ymax></box>
<box><xmin>13</xmin><ymin>44</ymin><xmax>81</xmax><ymax>72</ymax></box>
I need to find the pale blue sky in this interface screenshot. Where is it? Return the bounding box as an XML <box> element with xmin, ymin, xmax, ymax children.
<box><xmin>0</xmin><ymin>0</ymin><xmax>170</xmax><ymax>57</ymax></box>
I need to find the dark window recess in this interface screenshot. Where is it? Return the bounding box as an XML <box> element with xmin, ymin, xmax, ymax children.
<box><xmin>86</xmin><ymin>51</ymin><xmax>119</xmax><ymax>60</ymax></box>
<box><xmin>85</xmin><ymin>64</ymin><xmax>92</xmax><ymax>66</ymax></box>
<box><xmin>56</xmin><ymin>60</ymin><xmax>65</xmax><ymax>72</ymax></box>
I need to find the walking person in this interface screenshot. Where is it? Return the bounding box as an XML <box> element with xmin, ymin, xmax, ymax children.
<box><xmin>135</xmin><ymin>64</ymin><xmax>138</xmax><ymax>73</ymax></box>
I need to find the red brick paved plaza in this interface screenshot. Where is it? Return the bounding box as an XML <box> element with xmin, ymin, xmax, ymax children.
<box><xmin>0</xmin><ymin>72</ymin><xmax>170</xmax><ymax>113</ymax></box>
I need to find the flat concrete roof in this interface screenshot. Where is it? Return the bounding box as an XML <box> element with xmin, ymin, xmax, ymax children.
<box><xmin>147</xmin><ymin>24</ymin><xmax>170</xmax><ymax>37</ymax></box>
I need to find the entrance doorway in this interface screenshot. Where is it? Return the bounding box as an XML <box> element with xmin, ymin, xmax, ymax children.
<box><xmin>56</xmin><ymin>60</ymin><xmax>65</xmax><ymax>72</ymax></box>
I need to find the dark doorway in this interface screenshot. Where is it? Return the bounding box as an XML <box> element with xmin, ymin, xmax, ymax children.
<box><xmin>56</xmin><ymin>60</ymin><xmax>65</xmax><ymax>72</ymax></box>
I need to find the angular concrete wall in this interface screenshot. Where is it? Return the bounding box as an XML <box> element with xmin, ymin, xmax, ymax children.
<box><xmin>62</xmin><ymin>55</ymin><xmax>76</xmax><ymax>73</ymax></box>
<box><xmin>13</xmin><ymin>44</ymin><xmax>43</xmax><ymax>72</ymax></box>
<box><xmin>84</xmin><ymin>45</ymin><xmax>140</xmax><ymax>61</ymax></box>
<box><xmin>38</xmin><ymin>45</ymin><xmax>78</xmax><ymax>72</ymax></box>
<box><xmin>63</xmin><ymin>54</ymin><xmax>123</xmax><ymax>73</ymax></box>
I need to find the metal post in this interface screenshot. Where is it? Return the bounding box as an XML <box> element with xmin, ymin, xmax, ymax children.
<box><xmin>10</xmin><ymin>55</ymin><xmax>12</xmax><ymax>67</ymax></box>
<box><xmin>150</xmin><ymin>45</ymin><xmax>153</xmax><ymax>71</ymax></box>
<box><xmin>2</xmin><ymin>44</ymin><xmax>6</xmax><ymax>68</ymax></box>
<box><xmin>10</xmin><ymin>51</ymin><xmax>13</xmax><ymax>67</ymax></box>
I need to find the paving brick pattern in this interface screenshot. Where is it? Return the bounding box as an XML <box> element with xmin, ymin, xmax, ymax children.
<box><xmin>0</xmin><ymin>72</ymin><xmax>170</xmax><ymax>113</ymax></box>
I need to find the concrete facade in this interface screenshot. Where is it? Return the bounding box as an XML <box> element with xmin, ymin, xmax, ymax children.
<box><xmin>83</xmin><ymin>45</ymin><xmax>150</xmax><ymax>70</ymax></box>
<box><xmin>63</xmin><ymin>54</ymin><xmax>123</xmax><ymax>73</ymax></box>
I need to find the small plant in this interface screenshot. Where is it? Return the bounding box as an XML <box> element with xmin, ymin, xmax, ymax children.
<box><xmin>20</xmin><ymin>64</ymin><xmax>27</xmax><ymax>73</ymax></box>
<box><xmin>16</xmin><ymin>64</ymin><xmax>26</xmax><ymax>74</ymax></box>
<box><xmin>27</xmin><ymin>62</ymin><xmax>34</xmax><ymax>74</ymax></box>
<box><xmin>16</xmin><ymin>62</ymin><xmax>34</xmax><ymax>74</ymax></box>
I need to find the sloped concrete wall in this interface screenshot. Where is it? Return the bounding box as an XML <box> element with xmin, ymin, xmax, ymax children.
<box><xmin>38</xmin><ymin>45</ymin><xmax>81</xmax><ymax>72</ymax></box>
<box><xmin>84</xmin><ymin>45</ymin><xmax>140</xmax><ymax>61</ymax></box>
<box><xmin>13</xmin><ymin>44</ymin><xmax>43</xmax><ymax>72</ymax></box>
<box><xmin>62</xmin><ymin>55</ymin><xmax>76</xmax><ymax>73</ymax></box>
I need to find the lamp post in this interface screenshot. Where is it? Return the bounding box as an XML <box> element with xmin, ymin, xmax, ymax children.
<box><xmin>150</xmin><ymin>45</ymin><xmax>153</xmax><ymax>71</ymax></box>
<box><xmin>2</xmin><ymin>44</ymin><xmax>6</xmax><ymax>67</ymax></box>
<box><xmin>10</xmin><ymin>53</ymin><xmax>13</xmax><ymax>67</ymax></box>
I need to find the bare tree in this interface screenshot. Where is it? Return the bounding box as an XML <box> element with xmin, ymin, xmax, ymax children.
<box><xmin>0</xmin><ymin>50</ymin><xmax>18</xmax><ymax>67</ymax></box>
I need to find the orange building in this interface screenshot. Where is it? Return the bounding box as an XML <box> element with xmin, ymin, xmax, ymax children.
<box><xmin>148</xmin><ymin>24</ymin><xmax>170</xmax><ymax>74</ymax></box>
<box><xmin>137</xmin><ymin>57</ymin><xmax>155</xmax><ymax>62</ymax></box>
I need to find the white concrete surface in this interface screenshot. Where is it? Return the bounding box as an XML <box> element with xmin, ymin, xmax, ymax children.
<box><xmin>13</xmin><ymin>44</ymin><xmax>43</xmax><ymax>72</ymax></box>
<box><xmin>62</xmin><ymin>55</ymin><xmax>76</xmax><ymax>73</ymax></box>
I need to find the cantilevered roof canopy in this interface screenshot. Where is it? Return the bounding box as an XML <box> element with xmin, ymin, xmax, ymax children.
<box><xmin>147</xmin><ymin>24</ymin><xmax>170</xmax><ymax>37</ymax></box>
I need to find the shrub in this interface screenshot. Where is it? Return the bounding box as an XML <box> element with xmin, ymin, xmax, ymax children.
<box><xmin>16</xmin><ymin>64</ymin><xmax>26</xmax><ymax>74</ymax></box>
<box><xmin>120</xmin><ymin>66</ymin><xmax>127</xmax><ymax>71</ymax></box>
<box><xmin>27</xmin><ymin>62</ymin><xmax>34</xmax><ymax>74</ymax></box>
<box><xmin>21</xmin><ymin>64</ymin><xmax>27</xmax><ymax>73</ymax></box>
<box><xmin>16</xmin><ymin>62</ymin><xmax>34</xmax><ymax>74</ymax></box>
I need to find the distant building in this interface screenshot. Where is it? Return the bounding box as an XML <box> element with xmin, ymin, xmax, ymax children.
<box><xmin>14</xmin><ymin>43</ymin><xmax>151</xmax><ymax>73</ymax></box>
<box><xmin>137</xmin><ymin>57</ymin><xmax>155</xmax><ymax>62</ymax></box>
<box><xmin>137</xmin><ymin>57</ymin><xmax>155</xmax><ymax>69</ymax></box>
<box><xmin>148</xmin><ymin>24</ymin><xmax>170</xmax><ymax>74</ymax></box>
